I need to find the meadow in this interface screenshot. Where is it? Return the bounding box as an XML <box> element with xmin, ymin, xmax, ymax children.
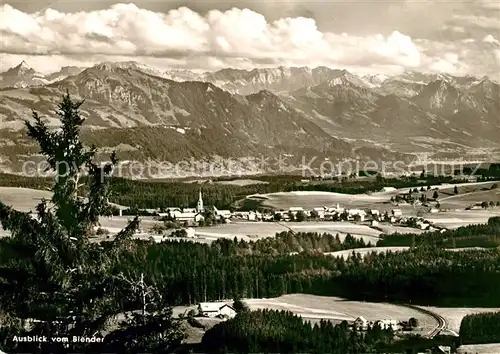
<box><xmin>243</xmin><ymin>294</ymin><xmax>437</xmax><ymax>335</ymax></box>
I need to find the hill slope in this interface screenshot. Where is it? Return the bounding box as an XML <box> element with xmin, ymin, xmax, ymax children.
<box><xmin>0</xmin><ymin>64</ymin><xmax>408</xmax><ymax>175</ymax></box>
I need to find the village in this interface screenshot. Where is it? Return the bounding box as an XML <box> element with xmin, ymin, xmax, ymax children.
<box><xmin>105</xmin><ymin>187</ymin><xmax>453</xmax><ymax>239</ymax></box>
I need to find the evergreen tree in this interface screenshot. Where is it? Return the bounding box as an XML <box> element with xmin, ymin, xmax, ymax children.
<box><xmin>0</xmin><ymin>93</ymin><xmax>183</xmax><ymax>353</ymax></box>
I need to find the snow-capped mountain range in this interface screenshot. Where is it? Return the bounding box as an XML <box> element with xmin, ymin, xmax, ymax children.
<box><xmin>0</xmin><ymin>61</ymin><xmax>85</xmax><ymax>89</ymax></box>
<box><xmin>0</xmin><ymin>60</ymin><xmax>498</xmax><ymax>174</ymax></box>
<box><xmin>1</xmin><ymin>60</ymin><xmax>491</xmax><ymax>94</ymax></box>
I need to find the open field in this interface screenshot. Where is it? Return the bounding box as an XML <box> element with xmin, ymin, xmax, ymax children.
<box><xmin>98</xmin><ymin>216</ymin><xmax>163</xmax><ymax>233</ymax></box>
<box><xmin>375</xmin><ymin>224</ymin><xmax>425</xmax><ymax>234</ymax></box>
<box><xmin>247</xmin><ymin>191</ymin><xmax>388</xmax><ymax>210</ymax></box>
<box><xmin>374</xmin><ymin>182</ymin><xmax>497</xmax><ymax>198</ymax></box>
<box><xmin>438</xmin><ymin>189</ymin><xmax>500</xmax><ymax>209</ymax></box>
<box><xmin>195</xmin><ymin>221</ymin><xmax>383</xmax><ymax>244</ymax></box>
<box><xmin>194</xmin><ymin>221</ymin><xmax>288</xmax><ymax>242</ymax></box>
<box><xmin>423</xmin><ymin>210</ymin><xmax>500</xmax><ymax>229</ymax></box>
<box><xmin>0</xmin><ymin>187</ymin><xmax>52</xmax><ymax>212</ymax></box>
<box><xmin>214</xmin><ymin>179</ymin><xmax>269</xmax><ymax>186</ymax></box>
<box><xmin>324</xmin><ymin>247</ymin><xmax>488</xmax><ymax>260</ymax></box>
<box><xmin>457</xmin><ymin>343</ymin><xmax>500</xmax><ymax>354</ymax></box>
<box><xmin>0</xmin><ymin>218</ymin><xmax>399</xmax><ymax>244</ymax></box>
<box><xmin>247</xmin><ymin>182</ymin><xmax>499</xmax><ymax>216</ymax></box>
<box><xmin>244</xmin><ymin>294</ymin><xmax>437</xmax><ymax>334</ymax></box>
<box><xmin>420</xmin><ymin>307</ymin><xmax>500</xmax><ymax>334</ymax></box>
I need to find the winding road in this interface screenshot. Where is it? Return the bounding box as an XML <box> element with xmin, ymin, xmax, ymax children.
<box><xmin>403</xmin><ymin>304</ymin><xmax>448</xmax><ymax>338</ymax></box>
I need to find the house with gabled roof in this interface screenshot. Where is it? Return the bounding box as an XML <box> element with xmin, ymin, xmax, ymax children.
<box><xmin>198</xmin><ymin>302</ymin><xmax>237</xmax><ymax>319</ymax></box>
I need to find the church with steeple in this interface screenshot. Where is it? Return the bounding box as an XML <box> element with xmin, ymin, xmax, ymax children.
<box><xmin>196</xmin><ymin>189</ymin><xmax>204</xmax><ymax>213</ymax></box>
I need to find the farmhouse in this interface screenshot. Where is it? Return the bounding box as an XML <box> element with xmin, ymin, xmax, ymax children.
<box><xmin>354</xmin><ymin>316</ymin><xmax>369</xmax><ymax>330</ymax></box>
<box><xmin>248</xmin><ymin>211</ymin><xmax>262</xmax><ymax>221</ymax></box>
<box><xmin>288</xmin><ymin>207</ymin><xmax>304</xmax><ymax>215</ymax></box>
<box><xmin>312</xmin><ymin>207</ymin><xmax>326</xmax><ymax>219</ymax></box>
<box><xmin>391</xmin><ymin>209</ymin><xmax>403</xmax><ymax>217</ymax></box>
<box><xmin>213</xmin><ymin>206</ymin><xmax>232</xmax><ymax>220</ymax></box>
<box><xmin>182</xmin><ymin>208</ymin><xmax>197</xmax><ymax>214</ymax></box>
<box><xmin>416</xmin><ymin>220</ymin><xmax>430</xmax><ymax>230</ymax></box>
<box><xmin>375</xmin><ymin>319</ymin><xmax>399</xmax><ymax>331</ymax></box>
<box><xmin>198</xmin><ymin>302</ymin><xmax>237</xmax><ymax>319</ymax></box>
<box><xmin>172</xmin><ymin>211</ymin><xmax>205</xmax><ymax>224</ymax></box>
<box><xmin>348</xmin><ymin>209</ymin><xmax>366</xmax><ymax>221</ymax></box>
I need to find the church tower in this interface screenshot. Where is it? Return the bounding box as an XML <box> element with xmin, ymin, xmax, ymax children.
<box><xmin>196</xmin><ymin>189</ymin><xmax>204</xmax><ymax>213</ymax></box>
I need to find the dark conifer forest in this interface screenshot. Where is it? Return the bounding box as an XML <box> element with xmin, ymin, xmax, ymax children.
<box><xmin>459</xmin><ymin>311</ymin><xmax>500</xmax><ymax>345</ymax></box>
<box><xmin>377</xmin><ymin>216</ymin><xmax>500</xmax><ymax>248</ymax></box>
<box><xmin>201</xmin><ymin>309</ymin><xmax>396</xmax><ymax>353</ymax></box>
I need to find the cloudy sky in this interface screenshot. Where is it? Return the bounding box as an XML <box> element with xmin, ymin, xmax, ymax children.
<box><xmin>1</xmin><ymin>0</ymin><xmax>499</xmax><ymax>79</ymax></box>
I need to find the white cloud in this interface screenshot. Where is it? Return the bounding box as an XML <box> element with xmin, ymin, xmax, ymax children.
<box><xmin>0</xmin><ymin>3</ymin><xmax>498</xmax><ymax>78</ymax></box>
<box><xmin>483</xmin><ymin>34</ymin><xmax>500</xmax><ymax>45</ymax></box>
<box><xmin>452</xmin><ymin>15</ymin><xmax>500</xmax><ymax>30</ymax></box>
<box><xmin>0</xmin><ymin>4</ymin><xmax>422</xmax><ymax>71</ymax></box>
<box><xmin>442</xmin><ymin>25</ymin><xmax>466</xmax><ymax>33</ymax></box>
<box><xmin>478</xmin><ymin>0</ymin><xmax>500</xmax><ymax>10</ymax></box>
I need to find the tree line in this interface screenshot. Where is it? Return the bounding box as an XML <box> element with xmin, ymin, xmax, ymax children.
<box><xmin>459</xmin><ymin>311</ymin><xmax>500</xmax><ymax>345</ymax></box>
<box><xmin>201</xmin><ymin>309</ymin><xmax>396</xmax><ymax>353</ymax></box>
<box><xmin>2</xmin><ymin>172</ymin><xmax>497</xmax><ymax>212</ymax></box>
<box><xmin>377</xmin><ymin>216</ymin><xmax>500</xmax><ymax>248</ymax></box>
<box><xmin>99</xmin><ymin>238</ymin><xmax>500</xmax><ymax>307</ymax></box>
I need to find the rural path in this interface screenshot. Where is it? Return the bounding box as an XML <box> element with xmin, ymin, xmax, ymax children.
<box><xmin>277</xmin><ymin>222</ymin><xmax>296</xmax><ymax>234</ymax></box>
<box><xmin>403</xmin><ymin>304</ymin><xmax>447</xmax><ymax>338</ymax></box>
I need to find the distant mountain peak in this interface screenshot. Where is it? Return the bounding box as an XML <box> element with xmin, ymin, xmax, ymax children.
<box><xmin>18</xmin><ymin>60</ymin><xmax>31</xmax><ymax>70</ymax></box>
<box><xmin>8</xmin><ymin>60</ymin><xmax>35</xmax><ymax>75</ymax></box>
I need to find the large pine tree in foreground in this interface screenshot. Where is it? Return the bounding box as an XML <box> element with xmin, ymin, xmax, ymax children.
<box><xmin>0</xmin><ymin>93</ymin><xmax>184</xmax><ymax>353</ymax></box>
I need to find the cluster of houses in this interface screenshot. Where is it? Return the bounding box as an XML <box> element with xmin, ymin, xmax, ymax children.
<box><xmin>112</xmin><ymin>190</ymin><xmax>447</xmax><ymax>232</ymax></box>
<box><xmin>272</xmin><ymin>205</ymin><xmax>408</xmax><ymax>224</ymax></box>
<box><xmin>354</xmin><ymin>316</ymin><xmax>400</xmax><ymax>331</ymax></box>
<box><xmin>157</xmin><ymin>191</ymin><xmax>232</xmax><ymax>225</ymax></box>
<box><xmin>153</xmin><ymin>200</ymin><xmax>409</xmax><ymax>225</ymax></box>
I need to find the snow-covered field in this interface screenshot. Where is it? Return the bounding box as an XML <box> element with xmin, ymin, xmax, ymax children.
<box><xmin>244</xmin><ymin>294</ymin><xmax>437</xmax><ymax>333</ymax></box>
<box><xmin>421</xmin><ymin>307</ymin><xmax>500</xmax><ymax>333</ymax></box>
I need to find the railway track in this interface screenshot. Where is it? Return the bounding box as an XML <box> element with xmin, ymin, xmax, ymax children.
<box><xmin>402</xmin><ymin>304</ymin><xmax>447</xmax><ymax>338</ymax></box>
